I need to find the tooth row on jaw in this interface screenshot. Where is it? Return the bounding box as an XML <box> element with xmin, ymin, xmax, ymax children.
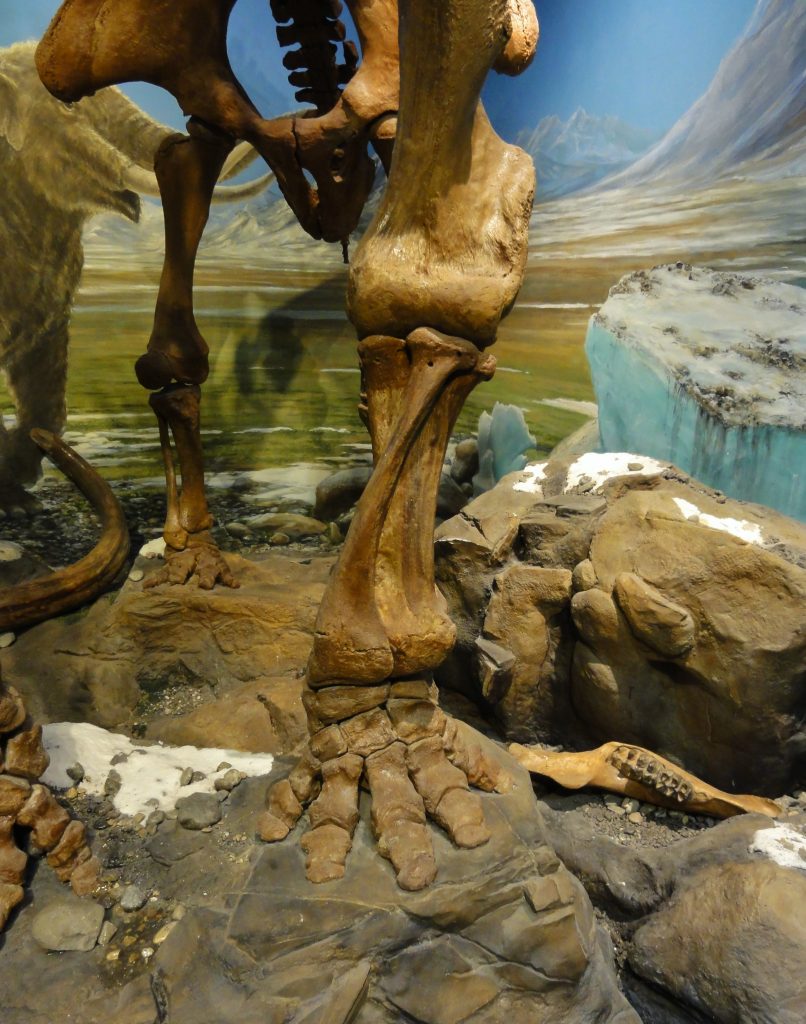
<box><xmin>270</xmin><ymin>0</ymin><xmax>358</xmax><ymax>109</ymax></box>
<box><xmin>608</xmin><ymin>745</ymin><xmax>694</xmax><ymax>804</ymax></box>
<box><xmin>0</xmin><ymin>677</ymin><xmax>100</xmax><ymax>930</ymax></box>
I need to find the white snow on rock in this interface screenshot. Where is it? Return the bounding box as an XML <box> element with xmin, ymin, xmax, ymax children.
<box><xmin>673</xmin><ymin>497</ymin><xmax>765</xmax><ymax>545</ymax></box>
<box><xmin>586</xmin><ymin>264</ymin><xmax>806</xmax><ymax>521</ymax></box>
<box><xmin>41</xmin><ymin>722</ymin><xmax>274</xmax><ymax>817</ymax></box>
<box><xmin>138</xmin><ymin>538</ymin><xmax>166</xmax><ymax>560</ymax></box>
<box><xmin>564</xmin><ymin>452</ymin><xmax>666</xmax><ymax>493</ymax></box>
<box><xmin>750</xmin><ymin>824</ymin><xmax>806</xmax><ymax>872</ymax></box>
<box><xmin>513</xmin><ymin>462</ymin><xmax>548</xmax><ymax>494</ymax></box>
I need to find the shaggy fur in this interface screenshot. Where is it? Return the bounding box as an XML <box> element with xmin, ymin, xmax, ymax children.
<box><xmin>0</xmin><ymin>42</ymin><xmax>169</xmax><ymax>511</ymax></box>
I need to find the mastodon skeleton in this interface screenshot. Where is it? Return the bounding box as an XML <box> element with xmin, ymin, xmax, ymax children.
<box><xmin>31</xmin><ymin>0</ymin><xmax>777</xmax><ymax>892</ymax></box>
<box><xmin>32</xmin><ymin>0</ymin><xmax>538</xmax><ymax>889</ymax></box>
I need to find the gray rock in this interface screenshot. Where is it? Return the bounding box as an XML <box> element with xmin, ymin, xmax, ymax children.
<box><xmin>214</xmin><ymin>768</ymin><xmax>246</xmax><ymax>792</ymax></box>
<box><xmin>65</xmin><ymin>762</ymin><xmax>85</xmax><ymax>784</ymax></box>
<box><xmin>314</xmin><ymin>465</ymin><xmax>372</xmax><ymax>521</ymax></box>
<box><xmin>436</xmin><ymin>473</ymin><xmax>469</xmax><ymax>520</ymax></box>
<box><xmin>179</xmin><ymin>766</ymin><xmax>194</xmax><ymax>787</ymax></box>
<box><xmin>119</xmin><ymin>884</ymin><xmax>147</xmax><ymax>912</ymax></box>
<box><xmin>31</xmin><ymin>898</ymin><xmax>105</xmax><ymax>952</ymax></box>
<box><xmin>450</xmin><ymin>438</ymin><xmax>480</xmax><ymax>486</ymax></box>
<box><xmin>175</xmin><ymin>792</ymin><xmax>222</xmax><ymax>830</ymax></box>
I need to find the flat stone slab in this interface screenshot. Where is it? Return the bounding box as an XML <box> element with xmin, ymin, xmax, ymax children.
<box><xmin>0</xmin><ymin>731</ymin><xmax>637</xmax><ymax>1024</ymax></box>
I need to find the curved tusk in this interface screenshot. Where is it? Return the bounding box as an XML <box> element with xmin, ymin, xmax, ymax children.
<box><xmin>210</xmin><ymin>170</ymin><xmax>276</xmax><ymax>204</ymax></box>
<box><xmin>122</xmin><ymin>162</ymin><xmax>162</xmax><ymax>198</ymax></box>
<box><xmin>219</xmin><ymin>140</ymin><xmax>258</xmax><ymax>180</ymax></box>
<box><xmin>0</xmin><ymin>430</ymin><xmax>130</xmax><ymax>632</ymax></box>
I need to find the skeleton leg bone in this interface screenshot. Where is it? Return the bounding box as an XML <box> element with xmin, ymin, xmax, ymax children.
<box><xmin>510</xmin><ymin>741</ymin><xmax>781</xmax><ymax>819</ymax></box>
<box><xmin>146</xmin><ymin>385</ymin><xmax>238</xmax><ymax>590</ymax></box>
<box><xmin>262</xmin><ymin>0</ymin><xmax>535</xmax><ymax>888</ymax></box>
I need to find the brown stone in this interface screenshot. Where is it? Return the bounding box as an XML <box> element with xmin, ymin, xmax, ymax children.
<box><xmin>0</xmin><ymin>816</ymin><xmax>27</xmax><ymax>885</ymax></box>
<box><xmin>70</xmin><ymin>855</ymin><xmax>101</xmax><ymax>896</ymax></box>
<box><xmin>0</xmin><ymin>881</ymin><xmax>23</xmax><ymax>930</ymax></box>
<box><xmin>309</xmin><ymin>724</ymin><xmax>347</xmax><ymax>762</ymax></box>
<box><xmin>4</xmin><ymin>724</ymin><xmax>50</xmax><ymax>780</ymax></box>
<box><xmin>16</xmin><ymin>785</ymin><xmax>70</xmax><ymax>851</ymax></box>
<box><xmin>0</xmin><ymin>683</ymin><xmax>26</xmax><ymax>734</ymax></box>
<box><xmin>267</xmin><ymin>779</ymin><xmax>302</xmax><ymax>829</ymax></box>
<box><xmin>47</xmin><ymin>819</ymin><xmax>90</xmax><ymax>880</ymax></box>
<box><xmin>0</xmin><ymin>774</ymin><xmax>31</xmax><ymax>816</ymax></box>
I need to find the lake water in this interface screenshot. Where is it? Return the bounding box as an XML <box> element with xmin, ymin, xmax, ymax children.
<box><xmin>2</xmin><ymin>174</ymin><xmax>803</xmax><ymax>498</ymax></box>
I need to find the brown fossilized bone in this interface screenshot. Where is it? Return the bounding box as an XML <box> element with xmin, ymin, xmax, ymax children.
<box><xmin>0</xmin><ymin>429</ymin><xmax>130</xmax><ymax>632</ymax></box>
<box><xmin>0</xmin><ymin>668</ymin><xmax>100</xmax><ymax>931</ymax></box>
<box><xmin>261</xmin><ymin>0</ymin><xmax>537</xmax><ymax>890</ymax></box>
<box><xmin>509</xmin><ymin>741</ymin><xmax>781</xmax><ymax>819</ymax></box>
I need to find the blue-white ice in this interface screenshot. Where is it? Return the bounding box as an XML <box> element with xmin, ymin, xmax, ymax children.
<box><xmin>586</xmin><ymin>264</ymin><xmax>806</xmax><ymax>522</ymax></box>
<box><xmin>473</xmin><ymin>402</ymin><xmax>536</xmax><ymax>495</ymax></box>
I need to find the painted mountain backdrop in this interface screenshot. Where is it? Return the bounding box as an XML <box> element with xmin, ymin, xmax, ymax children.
<box><xmin>516</xmin><ymin>108</ymin><xmax>657</xmax><ymax>198</ymax></box>
<box><xmin>606</xmin><ymin>0</ymin><xmax>806</xmax><ymax>187</ymax></box>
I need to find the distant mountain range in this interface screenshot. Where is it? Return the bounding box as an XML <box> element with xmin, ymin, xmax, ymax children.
<box><xmin>517</xmin><ymin>108</ymin><xmax>657</xmax><ymax>198</ymax></box>
<box><xmin>605</xmin><ymin>0</ymin><xmax>806</xmax><ymax>189</ymax></box>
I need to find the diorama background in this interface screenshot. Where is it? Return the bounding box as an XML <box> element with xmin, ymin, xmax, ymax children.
<box><xmin>0</xmin><ymin>0</ymin><xmax>803</xmax><ymax>507</ymax></box>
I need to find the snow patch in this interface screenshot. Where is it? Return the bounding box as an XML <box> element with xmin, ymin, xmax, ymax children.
<box><xmin>565</xmin><ymin>452</ymin><xmax>666</xmax><ymax>492</ymax></box>
<box><xmin>139</xmin><ymin>538</ymin><xmax>166</xmax><ymax>560</ymax></box>
<box><xmin>42</xmin><ymin>722</ymin><xmax>274</xmax><ymax>817</ymax></box>
<box><xmin>513</xmin><ymin>462</ymin><xmax>548</xmax><ymax>494</ymax></box>
<box><xmin>750</xmin><ymin>824</ymin><xmax>806</xmax><ymax>872</ymax></box>
<box><xmin>672</xmin><ymin>497</ymin><xmax>764</xmax><ymax>545</ymax></box>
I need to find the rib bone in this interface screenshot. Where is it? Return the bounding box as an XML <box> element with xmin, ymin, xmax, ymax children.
<box><xmin>510</xmin><ymin>741</ymin><xmax>781</xmax><ymax>819</ymax></box>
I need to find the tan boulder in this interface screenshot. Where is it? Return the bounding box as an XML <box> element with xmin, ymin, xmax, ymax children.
<box><xmin>436</xmin><ymin>455</ymin><xmax>806</xmax><ymax>793</ymax></box>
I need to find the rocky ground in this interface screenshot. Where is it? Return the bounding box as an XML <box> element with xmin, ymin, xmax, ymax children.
<box><xmin>1</xmin><ymin>446</ymin><xmax>805</xmax><ymax>1022</ymax></box>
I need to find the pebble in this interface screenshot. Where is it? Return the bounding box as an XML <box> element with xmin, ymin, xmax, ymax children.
<box><xmin>214</xmin><ymin>768</ymin><xmax>247</xmax><ymax>792</ymax></box>
<box><xmin>128</xmin><ymin>568</ymin><xmax>145</xmax><ymax>582</ymax></box>
<box><xmin>141</xmin><ymin>947</ymin><xmax>155</xmax><ymax>960</ymax></box>
<box><xmin>104</xmin><ymin>770</ymin><xmax>122</xmax><ymax>799</ymax></box>
<box><xmin>269</xmin><ymin>532</ymin><xmax>290</xmax><ymax>546</ymax></box>
<box><xmin>119</xmin><ymin>885</ymin><xmax>148</xmax><ymax>912</ymax></box>
<box><xmin>216</xmin><ymin>762</ymin><xmax>232</xmax><ymax>772</ymax></box>
<box><xmin>627</xmin><ymin>462</ymin><xmax>644</xmax><ymax>471</ymax></box>
<box><xmin>32</xmin><ymin>899</ymin><xmax>105</xmax><ymax>952</ymax></box>
<box><xmin>147</xmin><ymin>809</ymin><xmax>166</xmax><ymax>829</ymax></box>
<box><xmin>191</xmin><ymin>770</ymin><xmax>206</xmax><ymax>784</ymax></box>
<box><xmin>98</xmin><ymin>920</ymin><xmax>118</xmax><ymax>946</ymax></box>
<box><xmin>622</xmin><ymin>799</ymin><xmax>640</xmax><ymax>814</ymax></box>
<box><xmin>175</xmin><ymin>792</ymin><xmax>222</xmax><ymax>830</ymax></box>
<box><xmin>153</xmin><ymin>921</ymin><xmax>177</xmax><ymax>945</ymax></box>
<box><xmin>106</xmin><ymin>949</ymin><xmax>120</xmax><ymax>962</ymax></box>
<box><xmin>172</xmin><ymin>904</ymin><xmax>187</xmax><ymax>921</ymax></box>
<box><xmin>327</xmin><ymin>521</ymin><xmax>342</xmax><ymax>544</ymax></box>
<box><xmin>607</xmin><ymin>804</ymin><xmax>627</xmax><ymax>817</ymax></box>
<box><xmin>66</xmin><ymin>762</ymin><xmax>85</xmax><ymax>783</ymax></box>
<box><xmin>628</xmin><ymin>812</ymin><xmax>643</xmax><ymax>824</ymax></box>
<box><xmin>225</xmin><ymin>521</ymin><xmax>252</xmax><ymax>539</ymax></box>
<box><xmin>179</xmin><ymin>767</ymin><xmax>194</xmax><ymax>787</ymax></box>
<box><xmin>0</xmin><ymin>633</ymin><xmax>15</xmax><ymax>649</ymax></box>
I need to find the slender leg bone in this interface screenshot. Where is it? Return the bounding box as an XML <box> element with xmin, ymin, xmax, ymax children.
<box><xmin>136</xmin><ymin>124</ymin><xmax>233</xmax><ymax>391</ymax></box>
<box><xmin>146</xmin><ymin>385</ymin><xmax>238</xmax><ymax>590</ymax></box>
<box><xmin>510</xmin><ymin>742</ymin><xmax>781</xmax><ymax>819</ymax></box>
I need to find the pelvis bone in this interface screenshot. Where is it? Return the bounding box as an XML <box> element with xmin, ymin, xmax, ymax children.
<box><xmin>510</xmin><ymin>741</ymin><xmax>781</xmax><ymax>819</ymax></box>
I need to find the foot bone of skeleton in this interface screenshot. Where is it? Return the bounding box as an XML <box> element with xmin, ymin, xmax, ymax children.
<box><xmin>145</xmin><ymin>384</ymin><xmax>238</xmax><ymax>591</ymax></box>
<box><xmin>0</xmin><ymin>670</ymin><xmax>100</xmax><ymax>931</ymax></box>
<box><xmin>260</xmin><ymin>680</ymin><xmax>510</xmax><ymax>890</ymax></box>
<box><xmin>509</xmin><ymin>741</ymin><xmax>781</xmax><ymax>820</ymax></box>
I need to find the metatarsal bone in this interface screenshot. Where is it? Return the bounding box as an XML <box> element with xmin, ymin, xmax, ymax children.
<box><xmin>308</xmin><ymin>332</ymin><xmax>480</xmax><ymax>685</ymax></box>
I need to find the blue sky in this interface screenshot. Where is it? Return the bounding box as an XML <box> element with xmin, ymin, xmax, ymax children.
<box><xmin>2</xmin><ymin>0</ymin><xmax>759</xmax><ymax>140</ymax></box>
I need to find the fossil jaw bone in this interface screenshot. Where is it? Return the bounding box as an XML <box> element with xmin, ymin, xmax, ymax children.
<box><xmin>509</xmin><ymin>741</ymin><xmax>781</xmax><ymax>819</ymax></box>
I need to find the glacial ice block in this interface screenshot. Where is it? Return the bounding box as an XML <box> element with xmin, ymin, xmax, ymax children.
<box><xmin>586</xmin><ymin>264</ymin><xmax>805</xmax><ymax>521</ymax></box>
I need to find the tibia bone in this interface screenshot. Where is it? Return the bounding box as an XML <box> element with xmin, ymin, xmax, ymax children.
<box><xmin>136</xmin><ymin>127</ymin><xmax>232</xmax><ymax>391</ymax></box>
<box><xmin>347</xmin><ymin>0</ymin><xmax>535</xmax><ymax>347</ymax></box>
<box><xmin>149</xmin><ymin>385</ymin><xmax>212</xmax><ymax>550</ymax></box>
<box><xmin>307</xmin><ymin>329</ymin><xmax>489</xmax><ymax>686</ymax></box>
<box><xmin>509</xmin><ymin>741</ymin><xmax>781</xmax><ymax>820</ymax></box>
